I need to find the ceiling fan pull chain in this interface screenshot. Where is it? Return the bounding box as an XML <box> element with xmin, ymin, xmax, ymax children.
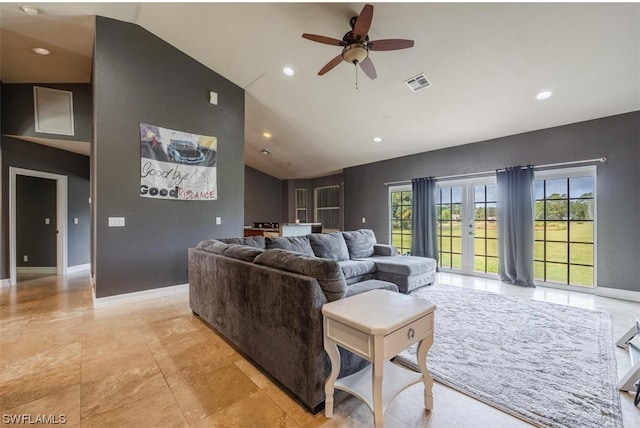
<box><xmin>355</xmin><ymin>64</ymin><xmax>359</xmax><ymax>90</ymax></box>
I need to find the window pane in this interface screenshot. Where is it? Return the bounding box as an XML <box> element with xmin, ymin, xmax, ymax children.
<box><xmin>474</xmin><ymin>204</ymin><xmax>485</xmax><ymax>220</ymax></box>
<box><xmin>486</xmin><ymin>238</ymin><xmax>498</xmax><ymax>257</ymax></box>
<box><xmin>440</xmin><ymin>252</ymin><xmax>451</xmax><ymax>268</ymax></box>
<box><xmin>534</xmin><ymin>200</ymin><xmax>544</xmax><ymax>220</ymax></box>
<box><xmin>486</xmin><ymin>257</ymin><xmax>498</xmax><ymax>274</ymax></box>
<box><xmin>569</xmin><ymin>200</ymin><xmax>594</xmax><ymax>220</ymax></box>
<box><xmin>569</xmin><ymin>221</ymin><xmax>593</xmax><ymax>243</ymax></box>
<box><xmin>451</xmin><ymin>237</ymin><xmax>462</xmax><ymax>253</ymax></box>
<box><xmin>317</xmin><ymin>209</ymin><xmax>339</xmax><ymax>229</ymax></box>
<box><xmin>545</xmin><ymin>200</ymin><xmax>568</xmax><ymax>220</ymax></box>
<box><xmin>441</xmin><ymin>237</ymin><xmax>451</xmax><ymax>252</ymax></box>
<box><xmin>450</xmin><ymin>221</ymin><xmax>462</xmax><ymax>237</ymax></box>
<box><xmin>440</xmin><ymin>189</ymin><xmax>451</xmax><ymax>203</ymax></box>
<box><xmin>474</xmin><ymin>256</ymin><xmax>486</xmax><ymax>272</ymax></box>
<box><xmin>534</xmin><ymin>241</ymin><xmax>544</xmax><ymax>260</ymax></box>
<box><xmin>546</xmin><ymin>179</ymin><xmax>567</xmax><ymax>199</ymax></box>
<box><xmin>402</xmin><ymin>191</ymin><xmax>412</xmax><ymax>204</ymax></box>
<box><xmin>295</xmin><ymin>188</ymin><xmax>308</xmax><ymax>208</ymax></box>
<box><xmin>546</xmin><ymin>242</ymin><xmax>568</xmax><ymax>263</ymax></box>
<box><xmin>534</xmin><ymin>221</ymin><xmax>545</xmax><ymax>240</ymax></box>
<box><xmin>569</xmin><ymin>176</ymin><xmax>594</xmax><ymax>199</ymax></box>
<box><xmin>475</xmin><ymin>221</ymin><xmax>486</xmax><ymax>238</ymax></box>
<box><xmin>475</xmin><ymin>186</ymin><xmax>485</xmax><ymax>202</ymax></box>
<box><xmin>569</xmin><ymin>243</ymin><xmax>593</xmax><ymax>265</ymax></box>
<box><xmin>486</xmin><ymin>203</ymin><xmax>497</xmax><ymax>220</ymax></box>
<box><xmin>486</xmin><ymin>185</ymin><xmax>497</xmax><ymax>202</ymax></box>
<box><xmin>451</xmin><ymin>203</ymin><xmax>462</xmax><ymax>219</ymax></box>
<box><xmin>570</xmin><ymin>265</ymin><xmax>593</xmax><ymax>287</ymax></box>
<box><xmin>546</xmin><ymin>221</ymin><xmax>567</xmax><ymax>241</ymax></box>
<box><xmin>534</xmin><ymin>261</ymin><xmax>545</xmax><ymax>280</ymax></box>
<box><xmin>486</xmin><ymin>220</ymin><xmax>497</xmax><ymax>238</ymax></box>
<box><xmin>316</xmin><ymin>186</ymin><xmax>339</xmax><ymax>207</ymax></box>
<box><xmin>296</xmin><ymin>209</ymin><xmax>307</xmax><ymax>222</ymax></box>
<box><xmin>452</xmin><ymin>254</ymin><xmax>462</xmax><ymax>269</ymax></box>
<box><xmin>451</xmin><ymin>187</ymin><xmax>462</xmax><ymax>203</ymax></box>
<box><xmin>474</xmin><ymin>238</ymin><xmax>485</xmax><ymax>255</ymax></box>
<box><xmin>534</xmin><ymin>181</ymin><xmax>544</xmax><ymax>200</ymax></box>
<box><xmin>546</xmin><ymin>262</ymin><xmax>568</xmax><ymax>283</ymax></box>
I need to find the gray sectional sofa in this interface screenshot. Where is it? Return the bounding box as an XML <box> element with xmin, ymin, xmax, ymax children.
<box><xmin>188</xmin><ymin>229</ymin><xmax>436</xmax><ymax>412</ymax></box>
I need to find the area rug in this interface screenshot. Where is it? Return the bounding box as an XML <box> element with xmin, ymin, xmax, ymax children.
<box><xmin>395</xmin><ymin>283</ymin><xmax>623</xmax><ymax>428</ymax></box>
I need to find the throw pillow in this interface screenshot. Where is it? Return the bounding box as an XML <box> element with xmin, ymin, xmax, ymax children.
<box><xmin>224</xmin><ymin>244</ymin><xmax>264</xmax><ymax>262</ymax></box>
<box><xmin>308</xmin><ymin>232</ymin><xmax>350</xmax><ymax>261</ymax></box>
<box><xmin>254</xmin><ymin>249</ymin><xmax>347</xmax><ymax>301</ymax></box>
<box><xmin>342</xmin><ymin>229</ymin><xmax>377</xmax><ymax>258</ymax></box>
<box><xmin>265</xmin><ymin>236</ymin><xmax>315</xmax><ymax>256</ymax></box>
<box><xmin>196</xmin><ymin>239</ymin><xmax>231</xmax><ymax>255</ymax></box>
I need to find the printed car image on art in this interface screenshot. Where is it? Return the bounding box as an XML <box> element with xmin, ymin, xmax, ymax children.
<box><xmin>167</xmin><ymin>139</ymin><xmax>205</xmax><ymax>164</ymax></box>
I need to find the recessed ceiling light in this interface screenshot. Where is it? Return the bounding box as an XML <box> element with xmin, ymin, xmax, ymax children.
<box><xmin>536</xmin><ymin>91</ymin><xmax>552</xmax><ymax>100</ymax></box>
<box><xmin>283</xmin><ymin>67</ymin><xmax>294</xmax><ymax>76</ymax></box>
<box><xmin>262</xmin><ymin>132</ymin><xmax>272</xmax><ymax>139</ymax></box>
<box><xmin>373</xmin><ymin>137</ymin><xmax>382</xmax><ymax>143</ymax></box>
<box><xmin>32</xmin><ymin>47</ymin><xmax>50</xmax><ymax>56</ymax></box>
<box><xmin>20</xmin><ymin>5</ymin><xmax>39</xmax><ymax>16</ymax></box>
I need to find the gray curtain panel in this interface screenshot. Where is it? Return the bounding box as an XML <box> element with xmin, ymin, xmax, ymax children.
<box><xmin>411</xmin><ymin>177</ymin><xmax>439</xmax><ymax>264</ymax></box>
<box><xmin>497</xmin><ymin>166</ymin><xmax>536</xmax><ymax>287</ymax></box>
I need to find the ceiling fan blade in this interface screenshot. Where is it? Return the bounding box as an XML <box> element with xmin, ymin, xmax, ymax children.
<box><xmin>318</xmin><ymin>54</ymin><xmax>344</xmax><ymax>76</ymax></box>
<box><xmin>359</xmin><ymin>57</ymin><xmax>377</xmax><ymax>80</ymax></box>
<box><xmin>368</xmin><ymin>39</ymin><xmax>415</xmax><ymax>51</ymax></box>
<box><xmin>302</xmin><ymin>33</ymin><xmax>345</xmax><ymax>46</ymax></box>
<box><xmin>352</xmin><ymin>4</ymin><xmax>374</xmax><ymax>41</ymax></box>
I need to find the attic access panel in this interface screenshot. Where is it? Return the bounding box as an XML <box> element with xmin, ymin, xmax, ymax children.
<box><xmin>33</xmin><ymin>86</ymin><xmax>75</xmax><ymax>136</ymax></box>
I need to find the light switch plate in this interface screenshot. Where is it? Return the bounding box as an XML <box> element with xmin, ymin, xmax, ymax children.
<box><xmin>215</xmin><ymin>217</ymin><xmax>222</xmax><ymax>225</ymax></box>
<box><xmin>74</xmin><ymin>218</ymin><xmax>79</xmax><ymax>225</ymax></box>
<box><xmin>45</xmin><ymin>217</ymin><xmax>50</xmax><ymax>225</ymax></box>
<box><xmin>108</xmin><ymin>217</ymin><xmax>125</xmax><ymax>227</ymax></box>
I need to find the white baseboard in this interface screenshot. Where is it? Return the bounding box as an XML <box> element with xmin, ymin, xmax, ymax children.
<box><xmin>596</xmin><ymin>287</ymin><xmax>640</xmax><ymax>303</ymax></box>
<box><xmin>93</xmin><ymin>283</ymin><xmax>188</xmax><ymax>308</ymax></box>
<box><xmin>67</xmin><ymin>263</ymin><xmax>91</xmax><ymax>274</ymax></box>
<box><xmin>16</xmin><ymin>266</ymin><xmax>57</xmax><ymax>274</ymax></box>
<box><xmin>1</xmin><ymin>278</ymin><xmax>11</xmax><ymax>288</ymax></box>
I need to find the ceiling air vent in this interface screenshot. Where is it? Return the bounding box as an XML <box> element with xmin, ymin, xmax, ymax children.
<box><xmin>405</xmin><ymin>73</ymin><xmax>432</xmax><ymax>92</ymax></box>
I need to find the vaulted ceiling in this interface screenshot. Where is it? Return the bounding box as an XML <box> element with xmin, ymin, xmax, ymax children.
<box><xmin>1</xmin><ymin>2</ymin><xmax>638</xmax><ymax>179</ymax></box>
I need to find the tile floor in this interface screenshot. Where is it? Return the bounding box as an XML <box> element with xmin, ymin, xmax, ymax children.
<box><xmin>1</xmin><ymin>271</ymin><xmax>639</xmax><ymax>427</ymax></box>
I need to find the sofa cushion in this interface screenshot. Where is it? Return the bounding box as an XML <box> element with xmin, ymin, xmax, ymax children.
<box><xmin>254</xmin><ymin>249</ymin><xmax>347</xmax><ymax>301</ymax></box>
<box><xmin>308</xmin><ymin>232</ymin><xmax>350</xmax><ymax>261</ymax></box>
<box><xmin>196</xmin><ymin>239</ymin><xmax>232</xmax><ymax>255</ymax></box>
<box><xmin>224</xmin><ymin>244</ymin><xmax>264</xmax><ymax>262</ymax></box>
<box><xmin>338</xmin><ymin>260</ymin><xmax>376</xmax><ymax>282</ymax></box>
<box><xmin>346</xmin><ymin>280</ymin><xmax>398</xmax><ymax>297</ymax></box>
<box><xmin>242</xmin><ymin>236</ymin><xmax>266</xmax><ymax>248</ymax></box>
<box><xmin>364</xmin><ymin>255</ymin><xmax>437</xmax><ymax>276</ymax></box>
<box><xmin>342</xmin><ymin>229</ymin><xmax>377</xmax><ymax>258</ymax></box>
<box><xmin>266</xmin><ymin>236</ymin><xmax>315</xmax><ymax>256</ymax></box>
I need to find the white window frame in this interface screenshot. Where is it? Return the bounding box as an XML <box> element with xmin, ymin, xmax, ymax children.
<box><xmin>315</xmin><ymin>185</ymin><xmax>340</xmax><ymax>232</ymax></box>
<box><xmin>388</xmin><ymin>184</ymin><xmax>412</xmax><ymax>255</ymax></box>
<box><xmin>295</xmin><ymin>188</ymin><xmax>308</xmax><ymax>222</ymax></box>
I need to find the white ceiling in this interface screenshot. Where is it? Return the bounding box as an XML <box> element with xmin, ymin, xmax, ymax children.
<box><xmin>1</xmin><ymin>2</ymin><xmax>639</xmax><ymax>179</ymax></box>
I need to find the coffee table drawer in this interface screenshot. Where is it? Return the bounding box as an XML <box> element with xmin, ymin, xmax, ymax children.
<box><xmin>384</xmin><ymin>312</ymin><xmax>434</xmax><ymax>359</ymax></box>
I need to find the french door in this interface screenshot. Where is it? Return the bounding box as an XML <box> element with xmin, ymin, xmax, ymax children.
<box><xmin>436</xmin><ymin>178</ymin><xmax>498</xmax><ymax>277</ymax></box>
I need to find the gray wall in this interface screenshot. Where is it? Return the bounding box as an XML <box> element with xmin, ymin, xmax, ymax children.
<box><xmin>244</xmin><ymin>166</ymin><xmax>283</xmax><ymax>226</ymax></box>
<box><xmin>344</xmin><ymin>112</ymin><xmax>640</xmax><ymax>292</ymax></box>
<box><xmin>93</xmin><ymin>17</ymin><xmax>245</xmax><ymax>298</ymax></box>
<box><xmin>16</xmin><ymin>176</ymin><xmax>56</xmax><ymax>267</ymax></box>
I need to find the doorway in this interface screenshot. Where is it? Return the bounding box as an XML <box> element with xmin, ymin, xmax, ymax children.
<box><xmin>436</xmin><ymin>178</ymin><xmax>498</xmax><ymax>278</ymax></box>
<box><xmin>9</xmin><ymin>167</ymin><xmax>68</xmax><ymax>286</ymax></box>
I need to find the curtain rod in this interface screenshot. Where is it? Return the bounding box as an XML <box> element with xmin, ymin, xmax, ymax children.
<box><xmin>384</xmin><ymin>157</ymin><xmax>607</xmax><ymax>186</ymax></box>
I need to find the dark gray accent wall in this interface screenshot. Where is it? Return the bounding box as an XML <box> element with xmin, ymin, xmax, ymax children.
<box><xmin>2</xmin><ymin>83</ymin><xmax>92</xmax><ymax>142</ymax></box>
<box><xmin>16</xmin><ymin>176</ymin><xmax>56</xmax><ymax>267</ymax></box>
<box><xmin>244</xmin><ymin>166</ymin><xmax>283</xmax><ymax>225</ymax></box>
<box><xmin>1</xmin><ymin>138</ymin><xmax>91</xmax><ymax>277</ymax></box>
<box><xmin>93</xmin><ymin>17</ymin><xmax>244</xmax><ymax>298</ymax></box>
<box><xmin>344</xmin><ymin>112</ymin><xmax>640</xmax><ymax>292</ymax></box>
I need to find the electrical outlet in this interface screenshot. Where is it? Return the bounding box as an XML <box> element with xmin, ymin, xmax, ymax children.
<box><xmin>23</xmin><ymin>255</ymin><xmax>28</xmax><ymax>262</ymax></box>
<box><xmin>108</xmin><ymin>217</ymin><xmax>125</xmax><ymax>227</ymax></box>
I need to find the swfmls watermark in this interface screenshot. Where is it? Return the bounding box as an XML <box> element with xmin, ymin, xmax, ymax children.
<box><xmin>2</xmin><ymin>414</ymin><xmax>67</xmax><ymax>425</ymax></box>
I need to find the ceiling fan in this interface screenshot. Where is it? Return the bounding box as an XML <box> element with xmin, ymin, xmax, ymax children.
<box><xmin>302</xmin><ymin>3</ymin><xmax>414</xmax><ymax>81</ymax></box>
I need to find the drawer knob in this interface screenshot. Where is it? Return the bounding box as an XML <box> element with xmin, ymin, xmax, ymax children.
<box><xmin>407</xmin><ymin>328</ymin><xmax>415</xmax><ymax>340</ymax></box>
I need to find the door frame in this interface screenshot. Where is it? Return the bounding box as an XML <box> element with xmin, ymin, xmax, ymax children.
<box><xmin>9</xmin><ymin>167</ymin><xmax>68</xmax><ymax>285</ymax></box>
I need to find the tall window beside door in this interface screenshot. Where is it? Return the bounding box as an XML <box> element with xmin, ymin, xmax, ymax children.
<box><xmin>315</xmin><ymin>185</ymin><xmax>340</xmax><ymax>232</ymax></box>
<box><xmin>389</xmin><ymin>166</ymin><xmax>596</xmax><ymax>288</ymax></box>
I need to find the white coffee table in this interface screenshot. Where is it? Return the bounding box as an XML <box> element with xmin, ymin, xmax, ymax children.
<box><xmin>322</xmin><ymin>289</ymin><xmax>436</xmax><ymax>428</ymax></box>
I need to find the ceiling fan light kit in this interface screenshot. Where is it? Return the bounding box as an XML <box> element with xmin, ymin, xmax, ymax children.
<box><xmin>302</xmin><ymin>3</ymin><xmax>414</xmax><ymax>86</ymax></box>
